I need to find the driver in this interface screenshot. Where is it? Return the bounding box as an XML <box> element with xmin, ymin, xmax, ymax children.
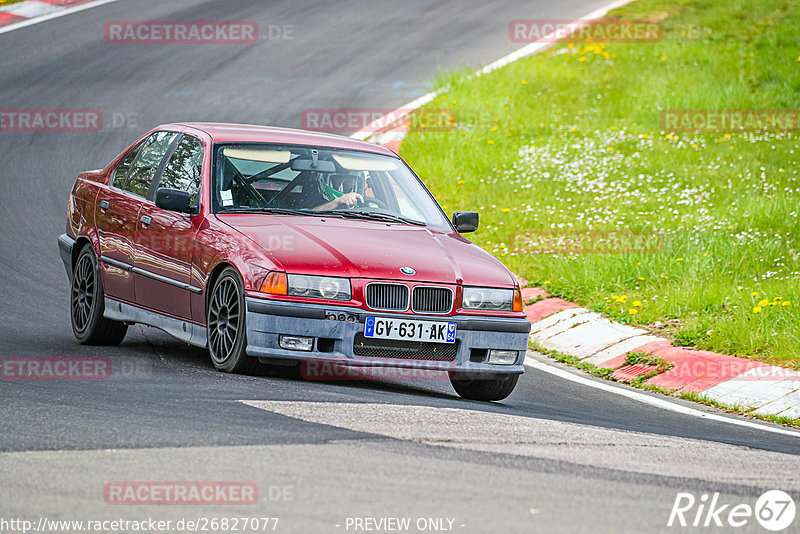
<box><xmin>312</xmin><ymin>172</ymin><xmax>364</xmax><ymax>211</ymax></box>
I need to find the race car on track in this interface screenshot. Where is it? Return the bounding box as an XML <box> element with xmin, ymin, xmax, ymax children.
<box><xmin>58</xmin><ymin>123</ymin><xmax>531</xmax><ymax>401</ymax></box>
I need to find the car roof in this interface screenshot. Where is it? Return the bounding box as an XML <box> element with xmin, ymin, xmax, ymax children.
<box><xmin>164</xmin><ymin>122</ymin><xmax>396</xmax><ymax>156</ymax></box>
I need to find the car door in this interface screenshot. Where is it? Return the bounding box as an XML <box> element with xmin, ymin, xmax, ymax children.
<box><xmin>94</xmin><ymin>141</ymin><xmax>144</xmax><ymax>302</ymax></box>
<box><xmin>133</xmin><ymin>133</ymin><xmax>205</xmax><ymax>320</ymax></box>
<box><xmin>96</xmin><ymin>130</ymin><xmax>179</xmax><ymax>304</ymax></box>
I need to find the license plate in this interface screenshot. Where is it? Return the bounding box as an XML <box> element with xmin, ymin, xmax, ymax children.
<box><xmin>364</xmin><ymin>317</ymin><xmax>457</xmax><ymax>344</ymax></box>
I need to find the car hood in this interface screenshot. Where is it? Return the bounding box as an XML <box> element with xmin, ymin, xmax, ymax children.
<box><xmin>216</xmin><ymin>214</ymin><xmax>517</xmax><ymax>287</ymax></box>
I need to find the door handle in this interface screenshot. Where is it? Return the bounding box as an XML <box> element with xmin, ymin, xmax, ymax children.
<box><xmin>99</xmin><ymin>200</ymin><xmax>110</xmax><ymax>210</ymax></box>
<box><xmin>140</xmin><ymin>215</ymin><xmax>152</xmax><ymax>227</ymax></box>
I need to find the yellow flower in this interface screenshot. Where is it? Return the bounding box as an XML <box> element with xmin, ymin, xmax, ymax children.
<box><xmin>751</xmin><ymin>291</ymin><xmax>759</xmax><ymax>297</ymax></box>
<box><xmin>501</xmin><ymin>208</ymin><xmax>510</xmax><ymax>213</ymax></box>
<box><xmin>752</xmin><ymin>306</ymin><xmax>762</xmax><ymax>314</ymax></box>
<box><xmin>451</xmin><ymin>99</ymin><xmax>457</xmax><ymax>104</ymax></box>
<box><xmin>638</xmin><ymin>276</ymin><xmax>645</xmax><ymax>281</ymax></box>
<box><xmin>692</xmin><ymin>143</ymin><xmax>698</xmax><ymax>148</ymax></box>
<box><xmin>660</xmin><ymin>55</ymin><xmax>667</xmax><ymax>61</ymax></box>
<box><xmin>758</xmin><ymin>299</ymin><xmax>770</xmax><ymax>307</ymax></box>
<box><xmin>660</xmin><ymin>274</ymin><xmax>669</xmax><ymax>279</ymax></box>
<box><xmin>676</xmin><ymin>258</ymin><xmax>683</xmax><ymax>262</ymax></box>
<box><xmin>633</xmin><ymin>300</ymin><xmax>642</xmax><ymax>307</ymax></box>
<box><xmin>521</xmin><ymin>80</ymin><xmax>527</xmax><ymax>84</ymax></box>
<box><xmin>457</xmin><ymin>180</ymin><xmax>465</xmax><ymax>185</ymax></box>
<box><xmin>490</xmin><ymin>126</ymin><xmax>498</xmax><ymax>131</ymax></box>
<box><xmin>783</xmin><ymin>301</ymin><xmax>791</xmax><ymax>307</ymax></box>
<box><xmin>636</xmin><ymin>262</ymin><xmax>642</xmax><ymax>266</ymax></box>
<box><xmin>724</xmin><ymin>133</ymin><xmax>730</xmax><ymax>139</ymax></box>
<box><xmin>629</xmin><ymin>308</ymin><xmax>638</xmax><ymax>315</ymax></box>
<box><xmin>543</xmin><ymin>280</ymin><xmax>551</xmax><ymax>285</ymax></box>
<box><xmin>488</xmin><ymin>140</ymin><xmax>495</xmax><ymax>144</ymax></box>
<box><xmin>579</xmin><ymin>56</ymin><xmax>587</xmax><ymax>63</ymax></box>
<box><xmin>606</xmin><ymin>147</ymin><xmax>613</xmax><ymax>151</ymax></box>
<box><xmin>727</xmin><ymin>226</ymin><xmax>733</xmax><ymax>230</ymax></box>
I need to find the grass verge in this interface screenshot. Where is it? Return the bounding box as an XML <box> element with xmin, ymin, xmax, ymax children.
<box><xmin>401</xmin><ymin>0</ymin><xmax>800</xmax><ymax>368</ymax></box>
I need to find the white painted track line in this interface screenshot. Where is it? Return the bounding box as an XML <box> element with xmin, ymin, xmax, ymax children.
<box><xmin>525</xmin><ymin>355</ymin><xmax>800</xmax><ymax>438</ymax></box>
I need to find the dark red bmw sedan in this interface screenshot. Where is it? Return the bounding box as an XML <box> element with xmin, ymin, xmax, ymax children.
<box><xmin>59</xmin><ymin>123</ymin><xmax>531</xmax><ymax>401</ymax></box>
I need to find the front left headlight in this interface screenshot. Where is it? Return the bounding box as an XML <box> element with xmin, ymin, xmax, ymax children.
<box><xmin>462</xmin><ymin>287</ymin><xmax>522</xmax><ymax>311</ymax></box>
<box><xmin>287</xmin><ymin>274</ymin><xmax>351</xmax><ymax>301</ymax></box>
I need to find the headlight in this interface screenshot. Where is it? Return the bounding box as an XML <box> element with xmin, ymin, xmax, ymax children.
<box><xmin>462</xmin><ymin>287</ymin><xmax>516</xmax><ymax>311</ymax></box>
<box><xmin>287</xmin><ymin>274</ymin><xmax>351</xmax><ymax>301</ymax></box>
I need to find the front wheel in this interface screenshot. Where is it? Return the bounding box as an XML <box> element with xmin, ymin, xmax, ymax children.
<box><xmin>70</xmin><ymin>244</ymin><xmax>128</xmax><ymax>345</ymax></box>
<box><xmin>207</xmin><ymin>267</ymin><xmax>260</xmax><ymax>374</ymax></box>
<box><xmin>450</xmin><ymin>373</ymin><xmax>519</xmax><ymax>402</ymax></box>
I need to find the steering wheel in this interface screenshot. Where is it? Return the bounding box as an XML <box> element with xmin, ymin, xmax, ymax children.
<box><xmin>358</xmin><ymin>196</ymin><xmax>389</xmax><ymax>210</ymax></box>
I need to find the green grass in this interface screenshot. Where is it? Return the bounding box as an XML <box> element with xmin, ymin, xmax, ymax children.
<box><xmin>402</xmin><ymin>0</ymin><xmax>800</xmax><ymax>369</ymax></box>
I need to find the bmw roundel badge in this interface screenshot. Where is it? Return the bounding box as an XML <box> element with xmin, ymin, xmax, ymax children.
<box><xmin>400</xmin><ymin>267</ymin><xmax>416</xmax><ymax>276</ymax></box>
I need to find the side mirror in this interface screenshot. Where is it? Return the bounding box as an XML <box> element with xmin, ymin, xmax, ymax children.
<box><xmin>155</xmin><ymin>188</ymin><xmax>194</xmax><ymax>213</ymax></box>
<box><xmin>452</xmin><ymin>211</ymin><xmax>479</xmax><ymax>233</ymax></box>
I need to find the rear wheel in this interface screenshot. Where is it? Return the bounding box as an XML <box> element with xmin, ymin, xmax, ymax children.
<box><xmin>450</xmin><ymin>373</ymin><xmax>519</xmax><ymax>402</ymax></box>
<box><xmin>207</xmin><ymin>267</ymin><xmax>260</xmax><ymax>374</ymax></box>
<box><xmin>70</xmin><ymin>244</ymin><xmax>128</xmax><ymax>345</ymax></box>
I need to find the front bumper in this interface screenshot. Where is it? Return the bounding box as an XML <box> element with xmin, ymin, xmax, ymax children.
<box><xmin>245</xmin><ymin>297</ymin><xmax>531</xmax><ymax>375</ymax></box>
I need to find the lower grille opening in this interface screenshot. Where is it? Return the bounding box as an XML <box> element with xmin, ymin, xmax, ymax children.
<box><xmin>317</xmin><ymin>338</ymin><xmax>336</xmax><ymax>353</ymax></box>
<box><xmin>353</xmin><ymin>333</ymin><xmax>458</xmax><ymax>361</ymax></box>
<box><xmin>469</xmin><ymin>349</ymin><xmax>488</xmax><ymax>363</ymax></box>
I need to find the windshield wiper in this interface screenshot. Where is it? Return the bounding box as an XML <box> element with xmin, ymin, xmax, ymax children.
<box><xmin>217</xmin><ymin>207</ymin><xmax>315</xmax><ymax>216</ymax></box>
<box><xmin>313</xmin><ymin>210</ymin><xmax>426</xmax><ymax>226</ymax></box>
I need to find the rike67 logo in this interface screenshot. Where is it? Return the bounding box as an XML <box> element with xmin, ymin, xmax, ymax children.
<box><xmin>668</xmin><ymin>490</ymin><xmax>796</xmax><ymax>531</ymax></box>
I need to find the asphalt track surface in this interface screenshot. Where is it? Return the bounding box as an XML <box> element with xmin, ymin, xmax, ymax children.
<box><xmin>0</xmin><ymin>1</ymin><xmax>798</xmax><ymax>533</ymax></box>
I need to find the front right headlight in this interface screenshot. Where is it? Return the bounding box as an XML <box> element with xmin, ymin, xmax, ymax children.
<box><xmin>462</xmin><ymin>287</ymin><xmax>516</xmax><ymax>311</ymax></box>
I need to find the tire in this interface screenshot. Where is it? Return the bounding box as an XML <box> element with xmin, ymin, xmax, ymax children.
<box><xmin>70</xmin><ymin>244</ymin><xmax>128</xmax><ymax>345</ymax></box>
<box><xmin>450</xmin><ymin>373</ymin><xmax>520</xmax><ymax>402</ymax></box>
<box><xmin>206</xmin><ymin>267</ymin><xmax>260</xmax><ymax>374</ymax></box>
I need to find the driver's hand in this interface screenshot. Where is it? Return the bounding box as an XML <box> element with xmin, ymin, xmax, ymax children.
<box><xmin>334</xmin><ymin>192</ymin><xmax>364</xmax><ymax>208</ymax></box>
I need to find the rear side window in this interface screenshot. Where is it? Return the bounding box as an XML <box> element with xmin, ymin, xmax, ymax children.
<box><xmin>111</xmin><ymin>142</ymin><xmax>142</xmax><ymax>188</ymax></box>
<box><xmin>122</xmin><ymin>131</ymin><xmax>178</xmax><ymax>198</ymax></box>
<box><xmin>158</xmin><ymin>135</ymin><xmax>204</xmax><ymax>206</ymax></box>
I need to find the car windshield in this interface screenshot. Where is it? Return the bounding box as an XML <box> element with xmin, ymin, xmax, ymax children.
<box><xmin>212</xmin><ymin>143</ymin><xmax>451</xmax><ymax>229</ymax></box>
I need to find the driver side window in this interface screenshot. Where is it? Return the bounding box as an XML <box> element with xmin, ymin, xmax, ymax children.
<box><xmin>158</xmin><ymin>135</ymin><xmax>204</xmax><ymax>207</ymax></box>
